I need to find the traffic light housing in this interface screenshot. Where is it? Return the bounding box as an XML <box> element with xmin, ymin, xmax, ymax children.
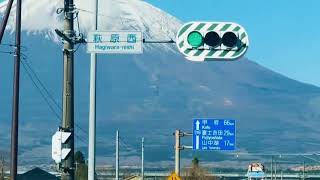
<box><xmin>176</xmin><ymin>22</ymin><xmax>249</xmax><ymax>61</ymax></box>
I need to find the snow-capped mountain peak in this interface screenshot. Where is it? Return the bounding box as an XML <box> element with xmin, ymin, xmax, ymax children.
<box><xmin>1</xmin><ymin>0</ymin><xmax>182</xmax><ymax>51</ymax></box>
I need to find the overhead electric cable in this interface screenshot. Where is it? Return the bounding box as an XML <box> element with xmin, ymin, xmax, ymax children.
<box><xmin>20</xmin><ymin>53</ymin><xmax>89</xmax><ymax>141</ymax></box>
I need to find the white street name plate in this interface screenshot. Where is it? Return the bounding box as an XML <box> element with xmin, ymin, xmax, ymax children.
<box><xmin>87</xmin><ymin>31</ymin><xmax>143</xmax><ymax>54</ymax></box>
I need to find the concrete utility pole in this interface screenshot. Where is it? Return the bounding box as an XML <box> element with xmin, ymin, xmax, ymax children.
<box><xmin>274</xmin><ymin>158</ymin><xmax>277</xmax><ymax>180</ymax></box>
<box><xmin>271</xmin><ymin>156</ymin><xmax>273</xmax><ymax>180</ymax></box>
<box><xmin>0</xmin><ymin>157</ymin><xmax>4</xmax><ymax>180</ymax></box>
<box><xmin>88</xmin><ymin>0</ymin><xmax>98</xmax><ymax>179</ymax></box>
<box><xmin>61</xmin><ymin>0</ymin><xmax>75</xmax><ymax>179</ymax></box>
<box><xmin>141</xmin><ymin>137</ymin><xmax>144</xmax><ymax>180</ymax></box>
<box><xmin>10</xmin><ymin>0</ymin><xmax>22</xmax><ymax>179</ymax></box>
<box><xmin>116</xmin><ymin>130</ymin><xmax>119</xmax><ymax>180</ymax></box>
<box><xmin>303</xmin><ymin>161</ymin><xmax>305</xmax><ymax>180</ymax></box>
<box><xmin>173</xmin><ymin>130</ymin><xmax>192</xmax><ymax>177</ymax></box>
<box><xmin>175</xmin><ymin>130</ymin><xmax>180</xmax><ymax>176</ymax></box>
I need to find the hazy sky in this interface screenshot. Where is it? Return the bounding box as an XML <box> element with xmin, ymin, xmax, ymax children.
<box><xmin>146</xmin><ymin>0</ymin><xmax>320</xmax><ymax>87</ymax></box>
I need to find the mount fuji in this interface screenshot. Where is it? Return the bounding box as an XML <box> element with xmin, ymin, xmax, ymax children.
<box><xmin>1</xmin><ymin>0</ymin><xmax>320</xmax><ymax>168</ymax></box>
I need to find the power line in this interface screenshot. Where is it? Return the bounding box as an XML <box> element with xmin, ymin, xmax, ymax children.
<box><xmin>0</xmin><ymin>50</ymin><xmax>13</xmax><ymax>55</ymax></box>
<box><xmin>62</xmin><ymin>7</ymin><xmax>176</xmax><ymax>49</ymax></box>
<box><xmin>21</xmin><ymin>60</ymin><xmax>62</xmax><ymax>121</ymax></box>
<box><xmin>0</xmin><ymin>49</ymin><xmax>88</xmax><ymax>134</ymax></box>
<box><xmin>118</xmin><ymin>137</ymin><xmax>141</xmax><ymax>168</ymax></box>
<box><xmin>21</xmin><ymin>54</ymin><xmax>89</xmax><ymax>136</ymax></box>
<box><xmin>22</xmin><ymin>59</ymin><xmax>89</xmax><ymax>145</ymax></box>
<box><xmin>22</xmin><ymin>57</ymin><xmax>62</xmax><ymax>115</ymax></box>
<box><xmin>0</xmin><ymin>43</ymin><xmax>15</xmax><ymax>47</ymax></box>
<box><xmin>119</xmin><ymin>137</ymin><xmax>136</xmax><ymax>153</ymax></box>
<box><xmin>0</xmin><ymin>44</ymin><xmax>27</xmax><ymax>55</ymax></box>
<box><xmin>76</xmin><ymin>8</ymin><xmax>113</xmax><ymax>18</ymax></box>
<box><xmin>20</xmin><ymin>53</ymin><xmax>89</xmax><ymax>143</ymax></box>
<box><xmin>75</xmin><ymin>134</ymin><xmax>88</xmax><ymax>145</ymax></box>
<box><xmin>144</xmin><ymin>144</ymin><xmax>171</xmax><ymax>148</ymax></box>
<box><xmin>76</xmin><ymin>8</ymin><xmax>175</xmax><ymax>41</ymax></box>
<box><xmin>85</xmin><ymin>39</ymin><xmax>175</xmax><ymax>44</ymax></box>
<box><xmin>0</xmin><ymin>43</ymin><xmax>28</xmax><ymax>50</ymax></box>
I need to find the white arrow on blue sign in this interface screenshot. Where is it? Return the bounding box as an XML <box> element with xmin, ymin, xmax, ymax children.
<box><xmin>193</xmin><ymin>119</ymin><xmax>236</xmax><ymax>151</ymax></box>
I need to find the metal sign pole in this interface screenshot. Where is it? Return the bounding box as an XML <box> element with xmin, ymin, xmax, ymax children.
<box><xmin>141</xmin><ymin>137</ymin><xmax>144</xmax><ymax>180</ymax></box>
<box><xmin>88</xmin><ymin>0</ymin><xmax>98</xmax><ymax>179</ymax></box>
<box><xmin>116</xmin><ymin>130</ymin><xmax>119</xmax><ymax>180</ymax></box>
<box><xmin>175</xmin><ymin>130</ymin><xmax>180</xmax><ymax>176</ymax></box>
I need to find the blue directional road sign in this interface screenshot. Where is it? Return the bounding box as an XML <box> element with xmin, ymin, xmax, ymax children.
<box><xmin>193</xmin><ymin>119</ymin><xmax>236</xmax><ymax>151</ymax></box>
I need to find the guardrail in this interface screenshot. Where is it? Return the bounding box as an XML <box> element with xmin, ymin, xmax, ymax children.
<box><xmin>94</xmin><ymin>171</ymin><xmax>320</xmax><ymax>179</ymax></box>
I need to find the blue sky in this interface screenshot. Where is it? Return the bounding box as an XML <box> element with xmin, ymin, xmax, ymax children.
<box><xmin>146</xmin><ymin>0</ymin><xmax>320</xmax><ymax>87</ymax></box>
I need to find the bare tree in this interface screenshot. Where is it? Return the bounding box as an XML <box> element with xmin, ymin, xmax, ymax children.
<box><xmin>183</xmin><ymin>158</ymin><xmax>217</xmax><ymax>180</ymax></box>
<box><xmin>74</xmin><ymin>151</ymin><xmax>88</xmax><ymax>180</ymax></box>
<box><xmin>122</xmin><ymin>168</ymin><xmax>134</xmax><ymax>179</ymax></box>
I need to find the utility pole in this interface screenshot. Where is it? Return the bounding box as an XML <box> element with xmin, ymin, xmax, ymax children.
<box><xmin>274</xmin><ymin>158</ymin><xmax>277</xmax><ymax>180</ymax></box>
<box><xmin>75</xmin><ymin>162</ymin><xmax>78</xmax><ymax>174</ymax></box>
<box><xmin>141</xmin><ymin>137</ymin><xmax>144</xmax><ymax>180</ymax></box>
<box><xmin>61</xmin><ymin>0</ymin><xmax>75</xmax><ymax>179</ymax></box>
<box><xmin>10</xmin><ymin>0</ymin><xmax>22</xmax><ymax>179</ymax></box>
<box><xmin>173</xmin><ymin>130</ymin><xmax>192</xmax><ymax>177</ymax></box>
<box><xmin>0</xmin><ymin>157</ymin><xmax>4</xmax><ymax>180</ymax></box>
<box><xmin>116</xmin><ymin>130</ymin><xmax>119</xmax><ymax>180</ymax></box>
<box><xmin>303</xmin><ymin>161</ymin><xmax>305</xmax><ymax>180</ymax></box>
<box><xmin>175</xmin><ymin>130</ymin><xmax>180</xmax><ymax>176</ymax></box>
<box><xmin>88</xmin><ymin>0</ymin><xmax>98</xmax><ymax>179</ymax></box>
<box><xmin>271</xmin><ymin>156</ymin><xmax>273</xmax><ymax>180</ymax></box>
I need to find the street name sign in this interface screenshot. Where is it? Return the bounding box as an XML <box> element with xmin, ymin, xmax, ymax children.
<box><xmin>87</xmin><ymin>31</ymin><xmax>143</xmax><ymax>54</ymax></box>
<box><xmin>193</xmin><ymin>119</ymin><xmax>236</xmax><ymax>151</ymax></box>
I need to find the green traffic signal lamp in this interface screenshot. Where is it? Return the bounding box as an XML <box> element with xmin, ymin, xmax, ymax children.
<box><xmin>222</xmin><ymin>32</ymin><xmax>238</xmax><ymax>48</ymax></box>
<box><xmin>187</xmin><ymin>31</ymin><xmax>203</xmax><ymax>48</ymax></box>
<box><xmin>204</xmin><ymin>31</ymin><xmax>221</xmax><ymax>48</ymax></box>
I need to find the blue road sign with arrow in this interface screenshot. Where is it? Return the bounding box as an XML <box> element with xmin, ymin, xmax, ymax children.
<box><xmin>193</xmin><ymin>119</ymin><xmax>236</xmax><ymax>151</ymax></box>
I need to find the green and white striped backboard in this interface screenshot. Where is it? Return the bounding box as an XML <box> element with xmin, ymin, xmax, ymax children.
<box><xmin>176</xmin><ymin>22</ymin><xmax>249</xmax><ymax>62</ymax></box>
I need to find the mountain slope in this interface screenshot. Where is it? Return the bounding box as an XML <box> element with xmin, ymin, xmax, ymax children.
<box><xmin>1</xmin><ymin>0</ymin><xmax>320</xmax><ymax>167</ymax></box>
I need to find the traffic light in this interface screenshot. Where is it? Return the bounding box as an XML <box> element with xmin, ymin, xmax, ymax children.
<box><xmin>176</xmin><ymin>22</ymin><xmax>249</xmax><ymax>61</ymax></box>
<box><xmin>52</xmin><ymin>131</ymin><xmax>71</xmax><ymax>164</ymax></box>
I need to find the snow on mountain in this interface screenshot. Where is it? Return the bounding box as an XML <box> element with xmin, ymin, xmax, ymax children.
<box><xmin>1</xmin><ymin>0</ymin><xmax>181</xmax><ymax>52</ymax></box>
